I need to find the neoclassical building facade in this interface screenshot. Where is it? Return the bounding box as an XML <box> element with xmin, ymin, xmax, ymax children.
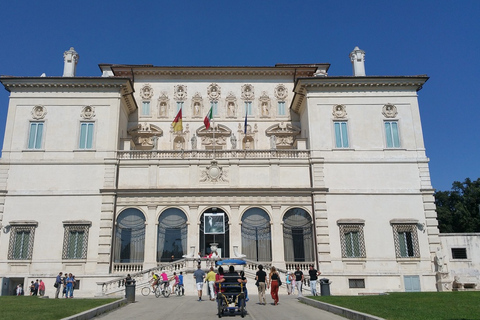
<box><xmin>0</xmin><ymin>47</ymin><xmax>442</xmax><ymax>296</ymax></box>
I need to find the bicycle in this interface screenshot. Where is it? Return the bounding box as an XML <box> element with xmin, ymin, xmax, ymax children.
<box><xmin>155</xmin><ymin>282</ymin><xmax>171</xmax><ymax>298</ymax></box>
<box><xmin>174</xmin><ymin>284</ymin><xmax>184</xmax><ymax>296</ymax></box>
<box><xmin>141</xmin><ymin>283</ymin><xmax>160</xmax><ymax>296</ymax></box>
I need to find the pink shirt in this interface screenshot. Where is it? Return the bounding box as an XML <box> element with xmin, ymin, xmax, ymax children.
<box><xmin>161</xmin><ymin>273</ymin><xmax>168</xmax><ymax>281</ymax></box>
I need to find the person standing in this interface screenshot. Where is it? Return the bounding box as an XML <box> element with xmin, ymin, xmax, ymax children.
<box><xmin>308</xmin><ymin>265</ymin><xmax>321</xmax><ymax>296</ymax></box>
<box><xmin>38</xmin><ymin>279</ymin><xmax>45</xmax><ymax>296</ymax></box>
<box><xmin>206</xmin><ymin>267</ymin><xmax>216</xmax><ymax>301</ymax></box>
<box><xmin>193</xmin><ymin>265</ymin><xmax>205</xmax><ymax>301</ymax></box>
<box><xmin>55</xmin><ymin>272</ymin><xmax>62</xmax><ymax>299</ymax></box>
<box><xmin>286</xmin><ymin>272</ymin><xmax>293</xmax><ymax>295</ymax></box>
<box><xmin>29</xmin><ymin>281</ymin><xmax>35</xmax><ymax>295</ymax></box>
<box><xmin>33</xmin><ymin>279</ymin><xmax>39</xmax><ymax>296</ymax></box>
<box><xmin>255</xmin><ymin>265</ymin><xmax>267</xmax><ymax>305</ymax></box>
<box><xmin>267</xmin><ymin>266</ymin><xmax>280</xmax><ymax>305</ymax></box>
<box><xmin>66</xmin><ymin>273</ymin><xmax>74</xmax><ymax>298</ymax></box>
<box><xmin>294</xmin><ymin>265</ymin><xmax>304</xmax><ymax>297</ymax></box>
<box><xmin>214</xmin><ymin>266</ymin><xmax>224</xmax><ymax>295</ymax></box>
<box><xmin>16</xmin><ymin>284</ymin><xmax>23</xmax><ymax>296</ymax></box>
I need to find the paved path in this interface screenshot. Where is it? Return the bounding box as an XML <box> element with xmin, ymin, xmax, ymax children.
<box><xmin>96</xmin><ymin>294</ymin><xmax>346</xmax><ymax>320</ymax></box>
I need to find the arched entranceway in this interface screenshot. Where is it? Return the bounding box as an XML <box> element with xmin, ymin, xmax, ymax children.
<box><xmin>283</xmin><ymin>208</ymin><xmax>314</xmax><ymax>262</ymax></box>
<box><xmin>199</xmin><ymin>208</ymin><xmax>229</xmax><ymax>258</ymax></box>
<box><xmin>157</xmin><ymin>208</ymin><xmax>188</xmax><ymax>262</ymax></box>
<box><xmin>113</xmin><ymin>208</ymin><xmax>146</xmax><ymax>263</ymax></box>
<box><xmin>241</xmin><ymin>208</ymin><xmax>272</xmax><ymax>261</ymax></box>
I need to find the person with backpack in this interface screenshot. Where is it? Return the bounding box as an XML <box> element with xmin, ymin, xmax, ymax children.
<box><xmin>54</xmin><ymin>272</ymin><xmax>62</xmax><ymax>299</ymax></box>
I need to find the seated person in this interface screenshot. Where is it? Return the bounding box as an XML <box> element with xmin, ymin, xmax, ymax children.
<box><xmin>150</xmin><ymin>272</ymin><xmax>159</xmax><ymax>290</ymax></box>
<box><xmin>160</xmin><ymin>271</ymin><xmax>169</xmax><ymax>290</ymax></box>
<box><xmin>218</xmin><ymin>266</ymin><xmax>243</xmax><ymax>295</ymax></box>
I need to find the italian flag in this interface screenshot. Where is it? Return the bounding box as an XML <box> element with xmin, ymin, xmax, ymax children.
<box><xmin>172</xmin><ymin>108</ymin><xmax>183</xmax><ymax>132</ymax></box>
<box><xmin>204</xmin><ymin>106</ymin><xmax>213</xmax><ymax>129</ymax></box>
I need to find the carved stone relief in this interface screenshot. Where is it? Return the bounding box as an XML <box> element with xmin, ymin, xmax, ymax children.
<box><xmin>200</xmin><ymin>160</ymin><xmax>228</xmax><ymax>183</ymax></box>
<box><xmin>207</xmin><ymin>83</ymin><xmax>221</xmax><ymax>101</ymax></box>
<box><xmin>140</xmin><ymin>84</ymin><xmax>153</xmax><ymax>100</ymax></box>
<box><xmin>127</xmin><ymin>122</ymin><xmax>163</xmax><ymax>149</ymax></box>
<box><xmin>157</xmin><ymin>92</ymin><xmax>169</xmax><ymax>118</ymax></box>
<box><xmin>241</xmin><ymin>84</ymin><xmax>255</xmax><ymax>101</ymax></box>
<box><xmin>81</xmin><ymin>106</ymin><xmax>95</xmax><ymax>119</ymax></box>
<box><xmin>259</xmin><ymin>91</ymin><xmax>271</xmax><ymax>118</ymax></box>
<box><xmin>174</xmin><ymin>85</ymin><xmax>187</xmax><ymax>101</ymax></box>
<box><xmin>197</xmin><ymin>124</ymin><xmax>232</xmax><ymax>150</ymax></box>
<box><xmin>265</xmin><ymin>122</ymin><xmax>301</xmax><ymax>149</ymax></box>
<box><xmin>274</xmin><ymin>84</ymin><xmax>288</xmax><ymax>100</ymax></box>
<box><xmin>191</xmin><ymin>92</ymin><xmax>203</xmax><ymax>118</ymax></box>
<box><xmin>225</xmin><ymin>92</ymin><xmax>237</xmax><ymax>118</ymax></box>
<box><xmin>382</xmin><ymin>103</ymin><xmax>398</xmax><ymax>118</ymax></box>
<box><xmin>332</xmin><ymin>104</ymin><xmax>347</xmax><ymax>119</ymax></box>
<box><xmin>31</xmin><ymin>105</ymin><xmax>47</xmax><ymax>120</ymax></box>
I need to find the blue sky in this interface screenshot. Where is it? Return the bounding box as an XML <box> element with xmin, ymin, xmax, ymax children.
<box><xmin>0</xmin><ymin>0</ymin><xmax>478</xmax><ymax>191</ymax></box>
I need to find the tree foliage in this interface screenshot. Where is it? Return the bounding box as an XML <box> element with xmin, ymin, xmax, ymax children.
<box><xmin>435</xmin><ymin>178</ymin><xmax>480</xmax><ymax>233</ymax></box>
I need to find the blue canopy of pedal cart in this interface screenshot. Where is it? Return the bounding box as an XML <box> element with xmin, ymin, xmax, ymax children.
<box><xmin>216</xmin><ymin>259</ymin><xmax>246</xmax><ymax>265</ymax></box>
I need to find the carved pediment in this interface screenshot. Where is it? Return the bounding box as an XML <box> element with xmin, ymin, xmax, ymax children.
<box><xmin>265</xmin><ymin>122</ymin><xmax>301</xmax><ymax>148</ymax></box>
<box><xmin>128</xmin><ymin>122</ymin><xmax>163</xmax><ymax>148</ymax></box>
<box><xmin>197</xmin><ymin>124</ymin><xmax>232</xmax><ymax>149</ymax></box>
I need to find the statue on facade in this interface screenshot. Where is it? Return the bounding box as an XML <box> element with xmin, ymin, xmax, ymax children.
<box><xmin>191</xmin><ymin>134</ymin><xmax>197</xmax><ymax>150</ymax></box>
<box><xmin>434</xmin><ymin>247</ymin><xmax>445</xmax><ymax>273</ymax></box>
<box><xmin>270</xmin><ymin>135</ymin><xmax>277</xmax><ymax>149</ymax></box>
<box><xmin>230</xmin><ymin>134</ymin><xmax>237</xmax><ymax>149</ymax></box>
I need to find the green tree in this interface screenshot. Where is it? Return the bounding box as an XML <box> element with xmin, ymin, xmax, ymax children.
<box><xmin>435</xmin><ymin>178</ymin><xmax>480</xmax><ymax>233</ymax></box>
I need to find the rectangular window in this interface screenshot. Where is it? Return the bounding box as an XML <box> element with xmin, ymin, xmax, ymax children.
<box><xmin>63</xmin><ymin>224</ymin><xmax>90</xmax><ymax>260</ymax></box>
<box><xmin>278</xmin><ymin>101</ymin><xmax>286</xmax><ymax>115</ymax></box>
<box><xmin>385</xmin><ymin>121</ymin><xmax>400</xmax><ymax>148</ymax></box>
<box><xmin>334</xmin><ymin>121</ymin><xmax>349</xmax><ymax>148</ymax></box>
<box><xmin>339</xmin><ymin>224</ymin><xmax>366</xmax><ymax>258</ymax></box>
<box><xmin>451</xmin><ymin>248</ymin><xmax>467</xmax><ymax>259</ymax></box>
<box><xmin>79</xmin><ymin>122</ymin><xmax>94</xmax><ymax>149</ymax></box>
<box><xmin>8</xmin><ymin>225</ymin><xmax>36</xmax><ymax>260</ymax></box>
<box><xmin>176</xmin><ymin>102</ymin><xmax>183</xmax><ymax>112</ymax></box>
<box><xmin>392</xmin><ymin>224</ymin><xmax>420</xmax><ymax>258</ymax></box>
<box><xmin>348</xmin><ymin>279</ymin><xmax>365</xmax><ymax>288</ymax></box>
<box><xmin>245</xmin><ymin>102</ymin><xmax>252</xmax><ymax>116</ymax></box>
<box><xmin>211</xmin><ymin>101</ymin><xmax>218</xmax><ymax>116</ymax></box>
<box><xmin>28</xmin><ymin>122</ymin><xmax>44</xmax><ymax>149</ymax></box>
<box><xmin>141</xmin><ymin>101</ymin><xmax>150</xmax><ymax>115</ymax></box>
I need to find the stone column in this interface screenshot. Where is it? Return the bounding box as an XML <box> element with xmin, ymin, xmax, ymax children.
<box><xmin>143</xmin><ymin>205</ymin><xmax>158</xmax><ymax>269</ymax></box>
<box><xmin>271</xmin><ymin>204</ymin><xmax>285</xmax><ymax>270</ymax></box>
<box><xmin>189</xmin><ymin>205</ymin><xmax>199</xmax><ymax>256</ymax></box>
<box><xmin>229</xmin><ymin>205</ymin><xmax>240</xmax><ymax>259</ymax></box>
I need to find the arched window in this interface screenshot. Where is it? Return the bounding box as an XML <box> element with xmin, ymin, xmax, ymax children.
<box><xmin>199</xmin><ymin>208</ymin><xmax>229</xmax><ymax>258</ymax></box>
<box><xmin>157</xmin><ymin>208</ymin><xmax>188</xmax><ymax>262</ymax></box>
<box><xmin>241</xmin><ymin>208</ymin><xmax>272</xmax><ymax>261</ymax></box>
<box><xmin>283</xmin><ymin>208</ymin><xmax>314</xmax><ymax>262</ymax></box>
<box><xmin>114</xmin><ymin>208</ymin><xmax>146</xmax><ymax>263</ymax></box>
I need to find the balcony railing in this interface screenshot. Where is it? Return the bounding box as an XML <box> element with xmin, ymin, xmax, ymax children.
<box><xmin>118</xmin><ymin>149</ymin><xmax>310</xmax><ymax>160</ymax></box>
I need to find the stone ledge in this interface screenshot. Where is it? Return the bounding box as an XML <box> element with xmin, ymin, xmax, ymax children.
<box><xmin>61</xmin><ymin>298</ymin><xmax>127</xmax><ymax>320</ymax></box>
<box><xmin>298</xmin><ymin>297</ymin><xmax>385</xmax><ymax>320</ymax></box>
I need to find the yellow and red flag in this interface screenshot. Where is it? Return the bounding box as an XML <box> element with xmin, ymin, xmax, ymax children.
<box><xmin>172</xmin><ymin>108</ymin><xmax>183</xmax><ymax>132</ymax></box>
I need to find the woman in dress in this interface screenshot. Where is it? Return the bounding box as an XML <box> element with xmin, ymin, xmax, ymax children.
<box><xmin>267</xmin><ymin>266</ymin><xmax>280</xmax><ymax>305</ymax></box>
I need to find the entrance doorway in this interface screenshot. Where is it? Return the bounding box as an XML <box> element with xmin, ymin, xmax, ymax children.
<box><xmin>199</xmin><ymin>208</ymin><xmax>229</xmax><ymax>258</ymax></box>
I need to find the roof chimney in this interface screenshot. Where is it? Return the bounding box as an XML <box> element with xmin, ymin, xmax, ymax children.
<box><xmin>349</xmin><ymin>46</ymin><xmax>365</xmax><ymax>76</ymax></box>
<box><xmin>63</xmin><ymin>47</ymin><xmax>79</xmax><ymax>77</ymax></box>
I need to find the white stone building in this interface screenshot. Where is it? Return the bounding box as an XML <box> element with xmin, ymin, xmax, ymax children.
<box><xmin>0</xmin><ymin>47</ymin><xmax>444</xmax><ymax>296</ymax></box>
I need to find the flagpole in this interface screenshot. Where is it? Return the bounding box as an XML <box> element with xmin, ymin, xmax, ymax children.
<box><xmin>212</xmin><ymin>110</ymin><xmax>216</xmax><ymax>160</ymax></box>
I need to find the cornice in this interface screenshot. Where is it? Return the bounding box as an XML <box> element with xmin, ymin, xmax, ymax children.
<box><xmin>0</xmin><ymin>77</ymin><xmax>132</xmax><ymax>92</ymax></box>
<box><xmin>291</xmin><ymin>76</ymin><xmax>429</xmax><ymax>113</ymax></box>
<box><xmin>109</xmin><ymin>64</ymin><xmax>329</xmax><ymax>79</ymax></box>
<box><xmin>0</xmin><ymin>77</ymin><xmax>137</xmax><ymax>114</ymax></box>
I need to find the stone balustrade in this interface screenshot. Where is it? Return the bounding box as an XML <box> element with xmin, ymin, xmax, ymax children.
<box><xmin>118</xmin><ymin>149</ymin><xmax>310</xmax><ymax>160</ymax></box>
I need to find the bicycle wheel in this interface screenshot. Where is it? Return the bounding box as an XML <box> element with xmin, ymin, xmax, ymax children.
<box><xmin>141</xmin><ymin>287</ymin><xmax>150</xmax><ymax>296</ymax></box>
<box><xmin>163</xmin><ymin>286</ymin><xmax>171</xmax><ymax>298</ymax></box>
<box><xmin>154</xmin><ymin>286</ymin><xmax>161</xmax><ymax>298</ymax></box>
<box><xmin>175</xmin><ymin>286</ymin><xmax>181</xmax><ymax>296</ymax></box>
